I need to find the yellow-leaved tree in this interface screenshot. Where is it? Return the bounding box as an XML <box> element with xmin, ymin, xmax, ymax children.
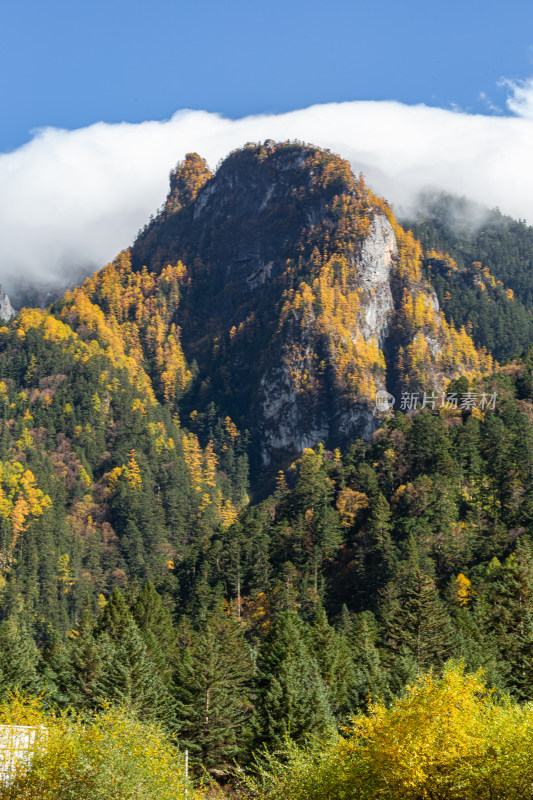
<box><xmin>248</xmin><ymin>661</ymin><xmax>533</xmax><ymax>800</ymax></box>
<box><xmin>0</xmin><ymin>696</ymin><xmax>198</xmax><ymax>800</ymax></box>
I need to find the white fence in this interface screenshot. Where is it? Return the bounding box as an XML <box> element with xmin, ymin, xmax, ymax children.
<box><xmin>0</xmin><ymin>725</ymin><xmax>43</xmax><ymax>784</ymax></box>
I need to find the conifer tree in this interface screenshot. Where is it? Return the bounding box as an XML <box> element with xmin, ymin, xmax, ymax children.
<box><xmin>0</xmin><ymin>617</ymin><xmax>42</xmax><ymax>697</ymax></box>
<box><xmin>132</xmin><ymin>580</ymin><xmax>177</xmax><ymax>685</ymax></box>
<box><xmin>40</xmin><ymin>626</ymin><xmax>72</xmax><ymax>705</ymax></box>
<box><xmin>383</xmin><ymin>568</ymin><xmax>452</xmax><ymax>674</ymax></box>
<box><xmin>367</xmin><ymin>492</ymin><xmax>393</xmax><ymax>558</ymax></box>
<box><xmin>253</xmin><ymin>609</ymin><xmax>334</xmax><ymax>751</ymax></box>
<box><xmin>64</xmin><ymin>606</ymin><xmax>114</xmax><ymax>709</ymax></box>
<box><xmin>453</xmin><ymin>598</ymin><xmax>505</xmax><ymax>691</ymax></box>
<box><xmin>489</xmin><ymin>543</ymin><xmax>533</xmax><ymax>699</ymax></box>
<box><xmin>173</xmin><ymin>608</ymin><xmax>253</xmax><ymax>768</ymax></box>
<box><xmin>97</xmin><ymin>618</ymin><xmax>172</xmax><ymax>724</ymax></box>
<box><xmin>95</xmin><ymin>587</ymin><xmax>132</xmax><ymax>639</ymax></box>
<box><xmin>350</xmin><ymin>611</ymin><xmax>388</xmax><ymax>710</ymax></box>
<box><xmin>308</xmin><ymin>602</ymin><xmax>356</xmax><ymax>718</ymax></box>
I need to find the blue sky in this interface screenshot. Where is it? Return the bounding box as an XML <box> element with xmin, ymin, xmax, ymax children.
<box><xmin>2</xmin><ymin>0</ymin><xmax>533</xmax><ymax>152</ymax></box>
<box><xmin>2</xmin><ymin>0</ymin><xmax>533</xmax><ymax>287</ymax></box>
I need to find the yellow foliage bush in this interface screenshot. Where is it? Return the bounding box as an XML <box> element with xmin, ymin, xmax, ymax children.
<box><xmin>0</xmin><ymin>697</ymin><xmax>197</xmax><ymax>800</ymax></box>
<box><xmin>248</xmin><ymin>662</ymin><xmax>533</xmax><ymax>800</ymax></box>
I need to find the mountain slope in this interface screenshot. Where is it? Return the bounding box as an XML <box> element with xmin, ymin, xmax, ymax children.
<box><xmin>404</xmin><ymin>192</ymin><xmax>533</xmax><ymax>360</ymax></box>
<box><xmin>132</xmin><ymin>142</ymin><xmax>491</xmax><ymax>467</ymax></box>
<box><xmin>0</xmin><ymin>274</ymin><xmax>248</xmax><ymax>629</ymax></box>
<box><xmin>3</xmin><ymin>144</ymin><xmax>533</xmax><ymax>772</ymax></box>
<box><xmin>0</xmin><ymin>142</ymin><xmax>502</xmax><ymax>628</ymax></box>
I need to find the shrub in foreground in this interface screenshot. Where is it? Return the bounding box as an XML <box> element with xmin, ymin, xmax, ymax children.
<box><xmin>247</xmin><ymin>661</ymin><xmax>533</xmax><ymax>800</ymax></box>
<box><xmin>0</xmin><ymin>697</ymin><xmax>198</xmax><ymax>800</ymax></box>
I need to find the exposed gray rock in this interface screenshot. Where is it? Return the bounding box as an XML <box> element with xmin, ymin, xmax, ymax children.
<box><xmin>0</xmin><ymin>286</ymin><xmax>14</xmax><ymax>321</ymax></box>
<box><xmin>356</xmin><ymin>214</ymin><xmax>397</xmax><ymax>346</ymax></box>
<box><xmin>259</xmin><ymin>212</ymin><xmax>395</xmax><ymax>465</ymax></box>
<box><xmin>246</xmin><ymin>261</ymin><xmax>273</xmax><ymax>290</ymax></box>
<box><xmin>259</xmin><ymin>365</ymin><xmax>330</xmax><ymax>464</ymax></box>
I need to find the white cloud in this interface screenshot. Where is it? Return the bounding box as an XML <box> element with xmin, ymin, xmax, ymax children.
<box><xmin>2</xmin><ymin>81</ymin><xmax>533</xmax><ymax>290</ymax></box>
<box><xmin>504</xmin><ymin>77</ymin><xmax>533</xmax><ymax>118</ymax></box>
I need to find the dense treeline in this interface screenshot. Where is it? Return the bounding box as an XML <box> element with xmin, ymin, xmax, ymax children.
<box><xmin>2</xmin><ymin>350</ymin><xmax>533</xmax><ymax>772</ymax></box>
<box><xmin>406</xmin><ymin>192</ymin><xmax>533</xmax><ymax>360</ymax></box>
<box><xmin>0</xmin><ymin>144</ymin><xmax>494</xmax><ymax>638</ymax></box>
<box><xmin>3</xmin><ymin>147</ymin><xmax>533</xmax><ymax>782</ymax></box>
<box><xmin>0</xmin><ymin>302</ymin><xmax>248</xmax><ymax>633</ymax></box>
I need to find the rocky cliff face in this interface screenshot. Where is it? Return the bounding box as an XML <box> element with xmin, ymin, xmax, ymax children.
<box><xmin>257</xmin><ymin>212</ymin><xmax>396</xmax><ymax>463</ymax></box>
<box><xmin>357</xmin><ymin>215</ymin><xmax>396</xmax><ymax>345</ymax></box>
<box><xmin>130</xmin><ymin>141</ymin><xmax>491</xmax><ymax>469</ymax></box>
<box><xmin>0</xmin><ymin>286</ymin><xmax>15</xmax><ymax>321</ymax></box>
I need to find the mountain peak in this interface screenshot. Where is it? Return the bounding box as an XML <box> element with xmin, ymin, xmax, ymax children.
<box><xmin>164</xmin><ymin>152</ymin><xmax>212</xmax><ymax>217</ymax></box>
<box><xmin>132</xmin><ymin>140</ymin><xmax>372</xmax><ymax>274</ymax></box>
<box><xmin>129</xmin><ymin>142</ymin><xmax>490</xmax><ymax>470</ymax></box>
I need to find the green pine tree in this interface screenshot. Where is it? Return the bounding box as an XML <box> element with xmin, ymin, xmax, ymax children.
<box><xmin>253</xmin><ymin>609</ymin><xmax>334</xmax><ymax>751</ymax></box>
<box><xmin>64</xmin><ymin>606</ymin><xmax>114</xmax><ymax>709</ymax></box>
<box><xmin>308</xmin><ymin>603</ymin><xmax>356</xmax><ymax>718</ymax></box>
<box><xmin>173</xmin><ymin>608</ymin><xmax>253</xmax><ymax>768</ymax></box>
<box><xmin>132</xmin><ymin>580</ymin><xmax>177</xmax><ymax>685</ymax></box>
<box><xmin>95</xmin><ymin>588</ymin><xmax>132</xmax><ymax>639</ymax></box>
<box><xmin>350</xmin><ymin>611</ymin><xmax>388</xmax><ymax>710</ymax></box>
<box><xmin>0</xmin><ymin>617</ymin><xmax>42</xmax><ymax>697</ymax></box>
<box><xmin>489</xmin><ymin>543</ymin><xmax>533</xmax><ymax>699</ymax></box>
<box><xmin>383</xmin><ymin>568</ymin><xmax>452</xmax><ymax>674</ymax></box>
<box><xmin>97</xmin><ymin>618</ymin><xmax>172</xmax><ymax>724</ymax></box>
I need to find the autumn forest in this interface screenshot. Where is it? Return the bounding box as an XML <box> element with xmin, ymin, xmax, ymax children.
<box><xmin>0</xmin><ymin>142</ymin><xmax>533</xmax><ymax>798</ymax></box>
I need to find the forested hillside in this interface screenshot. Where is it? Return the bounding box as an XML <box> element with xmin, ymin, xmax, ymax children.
<box><xmin>405</xmin><ymin>192</ymin><xmax>533</xmax><ymax>360</ymax></box>
<box><xmin>132</xmin><ymin>142</ymin><xmax>492</xmax><ymax>470</ymax></box>
<box><xmin>0</xmin><ymin>262</ymin><xmax>248</xmax><ymax>631</ymax></box>
<box><xmin>1</xmin><ymin>142</ymin><xmax>533</xmax><ymax>786</ymax></box>
<box><xmin>4</xmin><ymin>351</ymin><xmax>533</xmax><ymax>774</ymax></box>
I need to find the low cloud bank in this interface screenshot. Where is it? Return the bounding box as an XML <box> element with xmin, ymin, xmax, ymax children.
<box><xmin>2</xmin><ymin>82</ymin><xmax>533</xmax><ymax>288</ymax></box>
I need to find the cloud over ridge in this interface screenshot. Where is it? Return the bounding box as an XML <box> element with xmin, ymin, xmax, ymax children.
<box><xmin>2</xmin><ymin>84</ymin><xmax>533</xmax><ymax>288</ymax></box>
